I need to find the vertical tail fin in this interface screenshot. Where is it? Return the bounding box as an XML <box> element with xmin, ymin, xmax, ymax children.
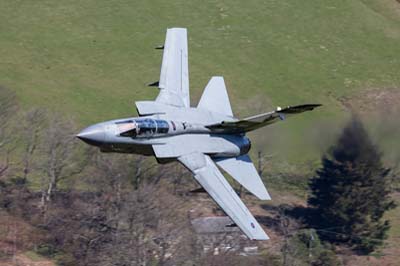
<box><xmin>197</xmin><ymin>77</ymin><xmax>233</xmax><ymax>117</ymax></box>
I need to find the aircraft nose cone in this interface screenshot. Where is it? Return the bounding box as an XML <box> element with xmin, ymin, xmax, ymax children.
<box><xmin>76</xmin><ymin>124</ymin><xmax>105</xmax><ymax>146</ymax></box>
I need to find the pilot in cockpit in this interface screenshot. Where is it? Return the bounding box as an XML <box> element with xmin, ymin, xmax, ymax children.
<box><xmin>117</xmin><ymin>121</ymin><xmax>138</xmax><ymax>137</ymax></box>
<box><xmin>117</xmin><ymin>119</ymin><xmax>169</xmax><ymax>138</ymax></box>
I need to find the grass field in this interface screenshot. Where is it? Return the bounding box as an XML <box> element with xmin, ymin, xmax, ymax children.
<box><xmin>0</xmin><ymin>0</ymin><xmax>399</xmax><ymax>167</ymax></box>
<box><xmin>1</xmin><ymin>2</ymin><xmax>399</xmax><ymax>264</ymax></box>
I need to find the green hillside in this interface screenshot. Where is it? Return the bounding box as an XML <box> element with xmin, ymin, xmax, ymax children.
<box><xmin>1</xmin><ymin>2</ymin><xmax>399</xmax><ymax>264</ymax></box>
<box><xmin>1</xmin><ymin>0</ymin><xmax>399</xmax><ymax>169</ymax></box>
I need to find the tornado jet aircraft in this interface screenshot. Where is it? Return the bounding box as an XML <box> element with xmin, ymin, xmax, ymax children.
<box><xmin>77</xmin><ymin>28</ymin><xmax>321</xmax><ymax>240</ymax></box>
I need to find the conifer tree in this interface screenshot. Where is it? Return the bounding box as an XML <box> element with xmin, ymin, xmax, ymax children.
<box><xmin>308</xmin><ymin>116</ymin><xmax>395</xmax><ymax>253</ymax></box>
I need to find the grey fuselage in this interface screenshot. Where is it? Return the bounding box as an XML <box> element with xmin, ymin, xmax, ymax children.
<box><xmin>77</xmin><ymin>103</ymin><xmax>251</xmax><ymax>161</ymax></box>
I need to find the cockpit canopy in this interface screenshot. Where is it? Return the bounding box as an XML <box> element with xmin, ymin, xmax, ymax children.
<box><xmin>116</xmin><ymin>119</ymin><xmax>169</xmax><ymax>138</ymax></box>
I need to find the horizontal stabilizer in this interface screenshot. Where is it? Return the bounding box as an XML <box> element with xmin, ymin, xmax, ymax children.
<box><xmin>207</xmin><ymin>104</ymin><xmax>322</xmax><ymax>133</ymax></box>
<box><xmin>198</xmin><ymin>77</ymin><xmax>233</xmax><ymax>117</ymax></box>
<box><xmin>215</xmin><ymin>155</ymin><xmax>271</xmax><ymax>200</ymax></box>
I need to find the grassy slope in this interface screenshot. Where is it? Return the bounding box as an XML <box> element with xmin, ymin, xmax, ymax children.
<box><xmin>1</xmin><ymin>1</ymin><xmax>399</xmax><ymax>262</ymax></box>
<box><xmin>0</xmin><ymin>0</ymin><xmax>399</xmax><ymax>167</ymax></box>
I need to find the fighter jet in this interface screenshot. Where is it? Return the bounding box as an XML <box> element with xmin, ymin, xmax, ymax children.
<box><xmin>77</xmin><ymin>28</ymin><xmax>321</xmax><ymax>240</ymax></box>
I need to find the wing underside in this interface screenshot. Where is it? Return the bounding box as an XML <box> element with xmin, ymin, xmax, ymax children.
<box><xmin>156</xmin><ymin>28</ymin><xmax>190</xmax><ymax>108</ymax></box>
<box><xmin>178</xmin><ymin>152</ymin><xmax>269</xmax><ymax>240</ymax></box>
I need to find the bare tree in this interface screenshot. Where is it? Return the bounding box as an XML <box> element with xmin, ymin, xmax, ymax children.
<box><xmin>39</xmin><ymin>115</ymin><xmax>88</xmax><ymax>204</ymax></box>
<box><xmin>75</xmin><ymin>153</ymin><xmax>201</xmax><ymax>266</ymax></box>
<box><xmin>0</xmin><ymin>86</ymin><xmax>18</xmax><ymax>179</ymax></box>
<box><xmin>16</xmin><ymin>108</ymin><xmax>46</xmax><ymax>182</ymax></box>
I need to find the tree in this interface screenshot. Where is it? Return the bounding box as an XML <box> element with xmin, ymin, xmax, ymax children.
<box><xmin>0</xmin><ymin>86</ymin><xmax>18</xmax><ymax>179</ymax></box>
<box><xmin>18</xmin><ymin>108</ymin><xmax>46</xmax><ymax>182</ymax></box>
<box><xmin>39</xmin><ymin>115</ymin><xmax>88</xmax><ymax>204</ymax></box>
<box><xmin>308</xmin><ymin>116</ymin><xmax>396</xmax><ymax>253</ymax></box>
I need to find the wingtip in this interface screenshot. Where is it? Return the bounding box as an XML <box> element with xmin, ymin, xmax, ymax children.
<box><xmin>260</xmin><ymin>195</ymin><xmax>272</xmax><ymax>201</ymax></box>
<box><xmin>167</xmin><ymin>27</ymin><xmax>187</xmax><ymax>32</ymax></box>
<box><xmin>251</xmin><ymin>232</ymin><xmax>270</xmax><ymax>240</ymax></box>
<box><xmin>256</xmin><ymin>191</ymin><xmax>272</xmax><ymax>201</ymax></box>
<box><xmin>311</xmin><ymin>103</ymin><xmax>323</xmax><ymax>110</ymax></box>
<box><xmin>249</xmin><ymin>219</ymin><xmax>270</xmax><ymax>241</ymax></box>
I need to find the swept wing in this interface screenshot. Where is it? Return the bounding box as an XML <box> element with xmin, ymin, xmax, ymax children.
<box><xmin>178</xmin><ymin>152</ymin><xmax>269</xmax><ymax>240</ymax></box>
<box><xmin>206</xmin><ymin>104</ymin><xmax>322</xmax><ymax>134</ymax></box>
<box><xmin>156</xmin><ymin>28</ymin><xmax>190</xmax><ymax>108</ymax></box>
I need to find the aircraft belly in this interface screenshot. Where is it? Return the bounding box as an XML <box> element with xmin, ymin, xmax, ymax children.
<box><xmin>100</xmin><ymin>143</ymin><xmax>154</xmax><ymax>156</ymax></box>
<box><xmin>152</xmin><ymin>134</ymin><xmax>242</xmax><ymax>158</ymax></box>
